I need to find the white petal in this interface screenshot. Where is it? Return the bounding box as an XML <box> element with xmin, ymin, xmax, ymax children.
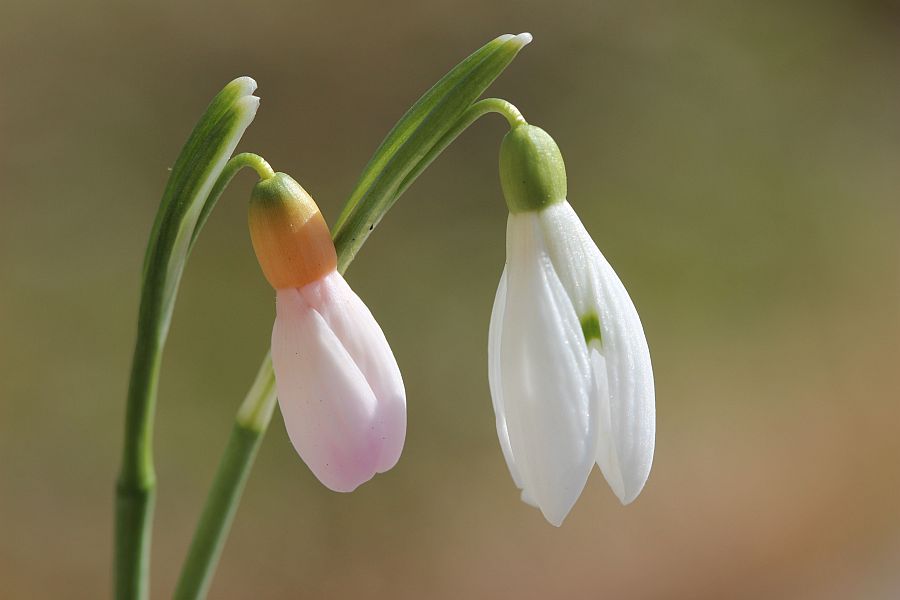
<box><xmin>519</xmin><ymin>488</ymin><xmax>539</xmax><ymax>508</ymax></box>
<box><xmin>489</xmin><ymin>270</ymin><xmax>540</xmax><ymax>511</ymax></box>
<box><xmin>535</xmin><ymin>201</ymin><xmax>599</xmax><ymax>316</ymax></box>
<box><xmin>499</xmin><ymin>212</ymin><xmax>598</xmax><ymax>526</ymax></box>
<box><xmin>272</xmin><ymin>288</ymin><xmax>383</xmax><ymax>492</ymax></box>
<box><xmin>539</xmin><ymin>201</ymin><xmax>655</xmax><ymax>504</ymax></box>
<box><xmin>590</xmin><ymin>348</ymin><xmax>625</xmax><ymax>498</ymax></box>
<box><xmin>299</xmin><ymin>272</ymin><xmax>407</xmax><ymax>473</ymax></box>
<box><xmin>593</xmin><ymin>256</ymin><xmax>655</xmax><ymax>504</ymax></box>
<box><xmin>488</xmin><ymin>267</ymin><xmax>528</xmax><ymax>493</ymax></box>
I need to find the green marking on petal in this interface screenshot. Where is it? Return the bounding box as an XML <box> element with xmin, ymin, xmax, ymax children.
<box><xmin>581</xmin><ymin>313</ymin><xmax>602</xmax><ymax>345</ymax></box>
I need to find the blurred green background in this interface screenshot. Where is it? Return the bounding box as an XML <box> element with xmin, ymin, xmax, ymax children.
<box><xmin>2</xmin><ymin>0</ymin><xmax>899</xmax><ymax>598</ymax></box>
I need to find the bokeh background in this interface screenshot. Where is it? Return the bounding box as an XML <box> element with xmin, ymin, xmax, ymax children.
<box><xmin>2</xmin><ymin>0</ymin><xmax>899</xmax><ymax>598</ymax></box>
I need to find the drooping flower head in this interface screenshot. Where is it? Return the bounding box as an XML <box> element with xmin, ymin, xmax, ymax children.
<box><xmin>490</xmin><ymin>124</ymin><xmax>655</xmax><ymax>525</ymax></box>
<box><xmin>248</xmin><ymin>173</ymin><xmax>406</xmax><ymax>492</ymax></box>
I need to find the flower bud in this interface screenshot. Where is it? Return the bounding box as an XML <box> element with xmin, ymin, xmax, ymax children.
<box><xmin>248</xmin><ymin>173</ymin><xmax>337</xmax><ymax>289</ymax></box>
<box><xmin>499</xmin><ymin>124</ymin><xmax>567</xmax><ymax>214</ymax></box>
<box><xmin>246</xmin><ymin>171</ymin><xmax>406</xmax><ymax>492</ymax></box>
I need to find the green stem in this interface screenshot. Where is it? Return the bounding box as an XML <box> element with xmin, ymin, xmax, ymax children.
<box><xmin>471</xmin><ymin>97</ymin><xmax>526</xmax><ymax>128</ymax></box>
<box><xmin>173</xmin><ymin>357</ymin><xmax>277</xmax><ymax>600</ymax></box>
<box><xmin>395</xmin><ymin>98</ymin><xmax>526</xmax><ymax>201</ymax></box>
<box><xmin>191</xmin><ymin>153</ymin><xmax>274</xmax><ymax>248</ymax></box>
<box><xmin>116</xmin><ymin>261</ymin><xmax>166</xmax><ymax>600</ymax></box>
<box><xmin>115</xmin><ymin>470</ymin><xmax>154</xmax><ymax>600</ymax></box>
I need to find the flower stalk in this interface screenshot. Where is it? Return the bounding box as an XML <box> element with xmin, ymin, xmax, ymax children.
<box><xmin>172</xmin><ymin>357</ymin><xmax>277</xmax><ymax>600</ymax></box>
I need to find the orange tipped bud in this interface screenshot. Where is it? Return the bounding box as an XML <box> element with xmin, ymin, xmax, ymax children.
<box><xmin>248</xmin><ymin>173</ymin><xmax>337</xmax><ymax>289</ymax></box>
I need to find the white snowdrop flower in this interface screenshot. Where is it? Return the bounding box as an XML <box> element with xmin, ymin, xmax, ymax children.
<box><xmin>489</xmin><ymin>124</ymin><xmax>655</xmax><ymax>525</ymax></box>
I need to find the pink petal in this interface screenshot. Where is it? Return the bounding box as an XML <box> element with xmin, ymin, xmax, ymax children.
<box><xmin>300</xmin><ymin>272</ymin><xmax>406</xmax><ymax>473</ymax></box>
<box><xmin>272</xmin><ymin>287</ymin><xmax>384</xmax><ymax>492</ymax></box>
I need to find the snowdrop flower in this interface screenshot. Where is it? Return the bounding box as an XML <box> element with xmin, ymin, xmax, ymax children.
<box><xmin>489</xmin><ymin>124</ymin><xmax>655</xmax><ymax>525</ymax></box>
<box><xmin>248</xmin><ymin>173</ymin><xmax>406</xmax><ymax>492</ymax></box>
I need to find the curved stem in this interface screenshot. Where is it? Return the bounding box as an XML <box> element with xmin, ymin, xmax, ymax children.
<box><xmin>230</xmin><ymin>152</ymin><xmax>276</xmax><ymax>180</ymax></box>
<box><xmin>471</xmin><ymin>97</ymin><xmax>527</xmax><ymax>128</ymax></box>
<box><xmin>191</xmin><ymin>153</ymin><xmax>274</xmax><ymax>248</ymax></box>
<box><xmin>394</xmin><ymin>98</ymin><xmax>526</xmax><ymax>201</ymax></box>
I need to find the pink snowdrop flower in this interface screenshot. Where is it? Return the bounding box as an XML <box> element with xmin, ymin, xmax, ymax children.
<box><xmin>248</xmin><ymin>173</ymin><xmax>406</xmax><ymax>492</ymax></box>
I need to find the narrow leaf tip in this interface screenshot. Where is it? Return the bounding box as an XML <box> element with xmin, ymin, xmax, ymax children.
<box><xmin>229</xmin><ymin>76</ymin><xmax>259</xmax><ymax>97</ymax></box>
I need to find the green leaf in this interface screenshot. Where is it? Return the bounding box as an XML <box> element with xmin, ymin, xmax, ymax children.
<box><xmin>332</xmin><ymin>33</ymin><xmax>531</xmax><ymax>271</ymax></box>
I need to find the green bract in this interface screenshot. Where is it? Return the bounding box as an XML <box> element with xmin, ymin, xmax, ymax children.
<box><xmin>499</xmin><ymin>124</ymin><xmax>567</xmax><ymax>213</ymax></box>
